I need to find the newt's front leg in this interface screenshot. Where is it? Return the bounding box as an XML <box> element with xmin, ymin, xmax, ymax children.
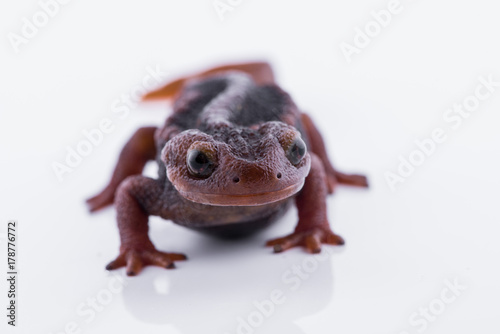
<box><xmin>266</xmin><ymin>153</ymin><xmax>344</xmax><ymax>253</ymax></box>
<box><xmin>105</xmin><ymin>175</ymin><xmax>187</xmax><ymax>276</ymax></box>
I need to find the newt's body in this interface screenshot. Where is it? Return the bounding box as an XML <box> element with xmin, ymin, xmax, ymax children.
<box><xmin>87</xmin><ymin>62</ymin><xmax>368</xmax><ymax>276</ymax></box>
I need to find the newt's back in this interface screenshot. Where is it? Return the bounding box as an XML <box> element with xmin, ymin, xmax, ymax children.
<box><xmin>157</xmin><ymin>72</ymin><xmax>305</xmax><ymax>143</ymax></box>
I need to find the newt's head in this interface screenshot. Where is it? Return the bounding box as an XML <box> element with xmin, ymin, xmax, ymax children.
<box><xmin>162</xmin><ymin>121</ymin><xmax>311</xmax><ymax>206</ymax></box>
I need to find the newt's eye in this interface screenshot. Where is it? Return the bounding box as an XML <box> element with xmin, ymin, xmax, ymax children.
<box><xmin>286</xmin><ymin>137</ymin><xmax>307</xmax><ymax>165</ymax></box>
<box><xmin>187</xmin><ymin>149</ymin><xmax>216</xmax><ymax>178</ymax></box>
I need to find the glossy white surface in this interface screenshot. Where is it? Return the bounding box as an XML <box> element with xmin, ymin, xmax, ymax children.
<box><xmin>1</xmin><ymin>0</ymin><xmax>500</xmax><ymax>333</ymax></box>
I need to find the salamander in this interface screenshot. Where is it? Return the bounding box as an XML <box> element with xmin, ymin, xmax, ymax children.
<box><xmin>87</xmin><ymin>62</ymin><xmax>368</xmax><ymax>276</ymax></box>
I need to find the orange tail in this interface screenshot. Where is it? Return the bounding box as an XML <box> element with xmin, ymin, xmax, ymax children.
<box><xmin>142</xmin><ymin>61</ymin><xmax>275</xmax><ymax>101</ymax></box>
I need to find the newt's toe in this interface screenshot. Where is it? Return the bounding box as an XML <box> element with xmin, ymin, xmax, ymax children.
<box><xmin>266</xmin><ymin>227</ymin><xmax>344</xmax><ymax>254</ymax></box>
<box><xmin>336</xmin><ymin>173</ymin><xmax>369</xmax><ymax>188</ymax></box>
<box><xmin>106</xmin><ymin>248</ymin><xmax>187</xmax><ymax>276</ymax></box>
<box><xmin>86</xmin><ymin>189</ymin><xmax>115</xmax><ymax>212</ymax></box>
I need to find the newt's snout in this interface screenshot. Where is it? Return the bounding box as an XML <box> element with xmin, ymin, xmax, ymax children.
<box><xmin>230</xmin><ymin>162</ymin><xmax>281</xmax><ymax>186</ymax></box>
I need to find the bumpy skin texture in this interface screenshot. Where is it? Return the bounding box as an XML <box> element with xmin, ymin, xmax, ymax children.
<box><xmin>87</xmin><ymin>62</ymin><xmax>368</xmax><ymax>276</ymax></box>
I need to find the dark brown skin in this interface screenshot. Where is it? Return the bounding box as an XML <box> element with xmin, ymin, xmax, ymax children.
<box><xmin>87</xmin><ymin>62</ymin><xmax>368</xmax><ymax>276</ymax></box>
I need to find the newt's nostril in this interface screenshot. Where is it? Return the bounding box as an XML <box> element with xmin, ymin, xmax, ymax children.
<box><xmin>276</xmin><ymin>173</ymin><xmax>282</xmax><ymax>179</ymax></box>
<box><xmin>233</xmin><ymin>177</ymin><xmax>240</xmax><ymax>183</ymax></box>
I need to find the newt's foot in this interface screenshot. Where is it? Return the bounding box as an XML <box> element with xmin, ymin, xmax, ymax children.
<box><xmin>266</xmin><ymin>227</ymin><xmax>344</xmax><ymax>254</ymax></box>
<box><xmin>106</xmin><ymin>248</ymin><xmax>187</xmax><ymax>276</ymax></box>
<box><xmin>86</xmin><ymin>187</ymin><xmax>115</xmax><ymax>212</ymax></box>
<box><xmin>327</xmin><ymin>172</ymin><xmax>369</xmax><ymax>194</ymax></box>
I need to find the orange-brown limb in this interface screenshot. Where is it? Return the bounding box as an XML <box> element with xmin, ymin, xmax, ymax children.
<box><xmin>300</xmin><ymin>113</ymin><xmax>368</xmax><ymax>194</ymax></box>
<box><xmin>86</xmin><ymin>126</ymin><xmax>157</xmax><ymax>212</ymax></box>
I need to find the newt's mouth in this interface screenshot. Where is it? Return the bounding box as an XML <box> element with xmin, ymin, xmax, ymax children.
<box><xmin>178</xmin><ymin>180</ymin><xmax>305</xmax><ymax>207</ymax></box>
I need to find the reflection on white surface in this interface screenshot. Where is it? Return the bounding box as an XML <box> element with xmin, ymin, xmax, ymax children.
<box><xmin>120</xmin><ymin>212</ymin><xmax>340</xmax><ymax>334</ymax></box>
<box><xmin>152</xmin><ymin>276</ymin><xmax>170</xmax><ymax>296</ymax></box>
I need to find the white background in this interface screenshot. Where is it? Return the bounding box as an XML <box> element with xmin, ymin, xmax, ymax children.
<box><xmin>1</xmin><ymin>0</ymin><xmax>499</xmax><ymax>333</ymax></box>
